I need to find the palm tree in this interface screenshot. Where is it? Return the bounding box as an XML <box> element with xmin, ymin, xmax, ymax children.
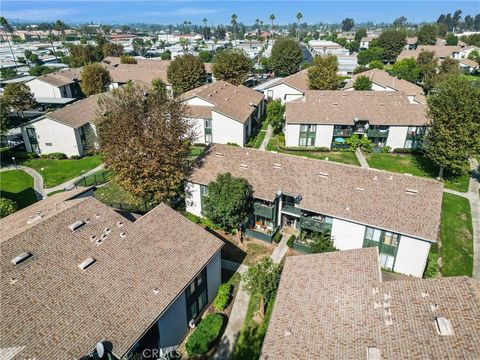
<box><xmin>179</xmin><ymin>37</ymin><xmax>189</xmax><ymax>52</ymax></box>
<box><xmin>269</xmin><ymin>14</ymin><xmax>276</xmax><ymax>37</ymax></box>
<box><xmin>0</xmin><ymin>17</ymin><xmax>18</xmax><ymax>68</ymax></box>
<box><xmin>183</xmin><ymin>20</ymin><xmax>188</xmax><ymax>35</ymax></box>
<box><xmin>255</xmin><ymin>18</ymin><xmax>260</xmax><ymax>36</ymax></box>
<box><xmin>231</xmin><ymin>13</ymin><xmax>238</xmax><ymax>42</ymax></box>
<box><xmin>296</xmin><ymin>12</ymin><xmax>303</xmax><ymax>42</ymax></box>
<box><xmin>203</xmin><ymin>17</ymin><xmax>208</xmax><ymax>40</ymax></box>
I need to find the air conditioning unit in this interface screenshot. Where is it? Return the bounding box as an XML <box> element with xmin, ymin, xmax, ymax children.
<box><xmin>188</xmin><ymin>319</ymin><xmax>196</xmax><ymax>329</ymax></box>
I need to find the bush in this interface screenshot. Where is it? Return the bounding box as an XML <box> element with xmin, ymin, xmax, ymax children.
<box><xmin>120</xmin><ymin>55</ymin><xmax>137</xmax><ymax>64</ymax></box>
<box><xmin>186</xmin><ymin>313</ymin><xmax>224</xmax><ymax>356</ymax></box>
<box><xmin>392</xmin><ymin>147</ymin><xmax>422</xmax><ymax>154</ymax></box>
<box><xmin>226</xmin><ymin>142</ymin><xmax>240</xmax><ymax>147</ymax></box>
<box><xmin>183</xmin><ymin>212</ymin><xmax>218</xmax><ymax>229</ymax></box>
<box><xmin>0</xmin><ymin>150</ymin><xmax>38</xmax><ymax>160</ymax></box>
<box><xmin>70</xmin><ymin>155</ymin><xmax>81</xmax><ymax>159</ymax></box>
<box><xmin>287</xmin><ymin>234</ymin><xmax>296</xmax><ymax>248</ymax></box>
<box><xmin>272</xmin><ymin>230</ymin><xmax>282</xmax><ymax>244</ymax></box>
<box><xmin>283</xmin><ymin>146</ymin><xmax>330</xmax><ymax>152</ymax></box>
<box><xmin>424</xmin><ymin>251</ymin><xmax>438</xmax><ymax>278</ymax></box>
<box><xmin>0</xmin><ymin>198</ymin><xmax>17</xmax><ymax>217</ymax></box>
<box><xmin>40</xmin><ymin>152</ymin><xmax>67</xmax><ymax>160</ymax></box>
<box><xmin>213</xmin><ymin>283</ymin><xmax>233</xmax><ymax>311</ymax></box>
<box><xmin>380</xmin><ymin>146</ymin><xmax>392</xmax><ymax>153</ymax></box>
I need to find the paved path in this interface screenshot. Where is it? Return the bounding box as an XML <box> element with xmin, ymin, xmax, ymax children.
<box><xmin>45</xmin><ymin>164</ymin><xmax>104</xmax><ymax>193</ymax></box>
<box><xmin>259</xmin><ymin>124</ymin><xmax>273</xmax><ymax>151</ymax></box>
<box><xmin>270</xmin><ymin>234</ymin><xmax>290</xmax><ymax>264</ymax></box>
<box><xmin>1</xmin><ymin>165</ymin><xmax>46</xmax><ymax>200</ymax></box>
<box><xmin>355</xmin><ymin>148</ymin><xmax>370</xmax><ymax>169</ymax></box>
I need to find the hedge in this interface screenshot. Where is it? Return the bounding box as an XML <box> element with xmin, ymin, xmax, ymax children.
<box><xmin>282</xmin><ymin>146</ymin><xmax>331</xmax><ymax>152</ymax></box>
<box><xmin>213</xmin><ymin>283</ymin><xmax>232</xmax><ymax>311</ymax></box>
<box><xmin>392</xmin><ymin>148</ymin><xmax>422</xmax><ymax>154</ymax></box>
<box><xmin>39</xmin><ymin>152</ymin><xmax>67</xmax><ymax>160</ymax></box>
<box><xmin>186</xmin><ymin>313</ymin><xmax>224</xmax><ymax>356</ymax></box>
<box><xmin>286</xmin><ymin>234</ymin><xmax>296</xmax><ymax>248</ymax></box>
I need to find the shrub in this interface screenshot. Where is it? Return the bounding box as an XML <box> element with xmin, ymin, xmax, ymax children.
<box><xmin>0</xmin><ymin>150</ymin><xmax>37</xmax><ymax>160</ymax></box>
<box><xmin>183</xmin><ymin>211</ymin><xmax>219</xmax><ymax>229</ymax></box>
<box><xmin>213</xmin><ymin>283</ymin><xmax>232</xmax><ymax>311</ymax></box>
<box><xmin>0</xmin><ymin>198</ymin><xmax>17</xmax><ymax>217</ymax></box>
<box><xmin>70</xmin><ymin>155</ymin><xmax>81</xmax><ymax>159</ymax></box>
<box><xmin>424</xmin><ymin>251</ymin><xmax>438</xmax><ymax>278</ymax></box>
<box><xmin>120</xmin><ymin>55</ymin><xmax>137</xmax><ymax>64</ymax></box>
<box><xmin>272</xmin><ymin>230</ymin><xmax>282</xmax><ymax>244</ymax></box>
<box><xmin>185</xmin><ymin>313</ymin><xmax>224</xmax><ymax>356</ymax></box>
<box><xmin>380</xmin><ymin>146</ymin><xmax>392</xmax><ymax>153</ymax></box>
<box><xmin>283</xmin><ymin>146</ymin><xmax>330</xmax><ymax>152</ymax></box>
<box><xmin>392</xmin><ymin>147</ymin><xmax>422</xmax><ymax>154</ymax></box>
<box><xmin>287</xmin><ymin>234</ymin><xmax>296</xmax><ymax>248</ymax></box>
<box><xmin>41</xmin><ymin>152</ymin><xmax>67</xmax><ymax>160</ymax></box>
<box><xmin>226</xmin><ymin>142</ymin><xmax>240</xmax><ymax>147</ymax></box>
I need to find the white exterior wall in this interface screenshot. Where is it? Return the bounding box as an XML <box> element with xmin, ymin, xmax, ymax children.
<box><xmin>211</xmin><ymin>111</ymin><xmax>245</xmax><ymax>146</ymax></box>
<box><xmin>285</xmin><ymin>124</ymin><xmax>301</xmax><ymax>147</ymax></box>
<box><xmin>385</xmin><ymin>126</ymin><xmax>408</xmax><ymax>149</ymax></box>
<box><xmin>21</xmin><ymin>117</ymin><xmax>82</xmax><ymax>157</ymax></box>
<box><xmin>394</xmin><ymin>236</ymin><xmax>430</xmax><ymax>277</ymax></box>
<box><xmin>188</xmin><ymin>117</ymin><xmax>207</xmax><ymax>144</ymax></box>
<box><xmin>185</xmin><ymin>182</ymin><xmax>202</xmax><ymax>216</ymax></box>
<box><xmin>265</xmin><ymin>83</ymin><xmax>303</xmax><ymax>104</ymax></box>
<box><xmin>315</xmin><ymin>125</ymin><xmax>334</xmax><ymax>148</ymax></box>
<box><xmin>184</xmin><ymin>97</ymin><xmax>214</xmax><ymax>107</ymax></box>
<box><xmin>26</xmin><ymin>79</ymin><xmax>62</xmax><ymax>98</ymax></box>
<box><xmin>330</xmin><ymin>218</ymin><xmax>366</xmax><ymax>250</ymax></box>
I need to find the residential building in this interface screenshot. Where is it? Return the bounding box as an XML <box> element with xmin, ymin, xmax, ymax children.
<box><xmin>360</xmin><ymin>35</ymin><xmax>379</xmax><ymax>49</ymax></box>
<box><xmin>344</xmin><ymin>69</ymin><xmax>426</xmax><ymax>103</ymax></box>
<box><xmin>179</xmin><ymin>81</ymin><xmax>265</xmax><ymax>146</ymax></box>
<box><xmin>308</xmin><ymin>40</ymin><xmax>350</xmax><ymax>56</ymax></box>
<box><xmin>459</xmin><ymin>57</ymin><xmax>479</xmax><ymax>74</ymax></box>
<box><xmin>284</xmin><ymin>91</ymin><xmax>428</xmax><ymax>150</ymax></box>
<box><xmin>397</xmin><ymin>45</ymin><xmax>479</xmax><ymax>61</ymax></box>
<box><xmin>0</xmin><ymin>189</ymin><xmax>223</xmax><ymax>359</ymax></box>
<box><xmin>25</xmin><ymin>68</ymin><xmax>82</xmax><ymax>100</ymax></box>
<box><xmin>185</xmin><ymin>144</ymin><xmax>443</xmax><ymax>277</ymax></box>
<box><xmin>21</xmin><ymin>94</ymin><xmax>101</xmax><ymax>157</ymax></box>
<box><xmin>261</xmin><ymin>248</ymin><xmax>480</xmax><ymax>359</ymax></box>
<box><xmin>405</xmin><ymin>36</ymin><xmax>418</xmax><ymax>50</ymax></box>
<box><xmin>262</xmin><ymin>69</ymin><xmax>308</xmax><ymax>103</ymax></box>
<box><xmin>337</xmin><ymin>54</ymin><xmax>358</xmax><ymax>75</ymax></box>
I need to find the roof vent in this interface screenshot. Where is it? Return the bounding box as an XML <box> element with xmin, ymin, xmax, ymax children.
<box><xmin>318</xmin><ymin>172</ymin><xmax>328</xmax><ymax>178</ymax></box>
<box><xmin>374</xmin><ymin>301</ymin><xmax>382</xmax><ymax>309</ymax></box>
<box><xmin>240</xmin><ymin>163</ymin><xmax>248</xmax><ymax>169</ymax></box>
<box><xmin>372</xmin><ymin>287</ymin><xmax>379</xmax><ymax>295</ymax></box>
<box><xmin>373</xmin><ymin>175</ymin><xmax>378</xmax><ymax>181</ymax></box>
<box><xmin>120</xmin><ymin>232</ymin><xmax>126</xmax><ymax>238</ymax></box>
<box><xmin>153</xmin><ymin>288</ymin><xmax>160</xmax><ymax>295</ymax></box>
<box><xmin>435</xmin><ymin>317</ymin><xmax>454</xmax><ymax>336</ymax></box>
<box><xmin>388</xmin><ymin>175</ymin><xmax>393</xmax><ymax>180</ymax></box>
<box><xmin>208</xmin><ymin>93</ymin><xmax>212</xmax><ymax>97</ymax></box>
<box><xmin>430</xmin><ymin>303</ymin><xmax>439</xmax><ymax>312</ymax></box>
<box><xmin>355</xmin><ymin>187</ymin><xmax>365</xmax><ymax>192</ymax></box>
<box><xmin>27</xmin><ymin>214</ymin><xmax>43</xmax><ymax>224</ymax></box>
<box><xmin>68</xmin><ymin>220</ymin><xmax>85</xmax><ymax>232</ymax></box>
<box><xmin>96</xmin><ymin>238</ymin><xmax>104</xmax><ymax>245</ymax></box>
<box><xmin>421</xmin><ymin>291</ymin><xmax>429</xmax><ymax>298</ymax></box>
<box><xmin>100</xmin><ymin>233</ymin><xmax>108</xmax><ymax>240</ymax></box>
<box><xmin>332</xmin><ymin>102</ymin><xmax>338</xmax><ymax>105</ymax></box>
<box><xmin>406</xmin><ymin>188</ymin><xmax>418</xmax><ymax>195</ymax></box>
<box><xmin>11</xmin><ymin>252</ymin><xmax>32</xmax><ymax>265</ymax></box>
<box><xmin>345</xmin><ymin>206</ymin><xmax>350</xmax><ymax>211</ymax></box>
<box><xmin>273</xmin><ymin>163</ymin><xmax>282</xmax><ymax>169</ymax></box>
<box><xmin>379</xmin><ymin>103</ymin><xmax>385</xmax><ymax>106</ymax></box>
<box><xmin>104</xmin><ymin>228</ymin><xmax>111</xmax><ymax>234</ymax></box>
<box><xmin>215</xmin><ymin>152</ymin><xmax>223</xmax><ymax>157</ymax></box>
<box><xmin>90</xmin><ymin>235</ymin><xmax>97</xmax><ymax>242</ymax></box>
<box><xmin>367</xmin><ymin>347</ymin><xmax>381</xmax><ymax>360</ymax></box>
<box><xmin>225</xmin><ymin>97</ymin><xmax>229</xmax><ymax>101</ymax></box>
<box><xmin>95</xmin><ymin>214</ymin><xmax>101</xmax><ymax>219</ymax></box>
<box><xmin>117</xmin><ymin>221</ymin><xmax>124</xmax><ymax>228</ymax></box>
<box><xmin>79</xmin><ymin>258</ymin><xmax>96</xmax><ymax>270</ymax></box>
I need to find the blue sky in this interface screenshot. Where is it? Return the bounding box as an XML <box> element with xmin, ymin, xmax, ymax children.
<box><xmin>2</xmin><ymin>1</ymin><xmax>479</xmax><ymax>25</ymax></box>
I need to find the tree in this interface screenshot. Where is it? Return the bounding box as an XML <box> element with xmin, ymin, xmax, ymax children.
<box><xmin>423</xmin><ymin>76</ymin><xmax>480</xmax><ymax>178</ymax></box>
<box><xmin>309</xmin><ymin>231</ymin><xmax>337</xmax><ymax>253</ymax></box>
<box><xmin>212</xmin><ymin>49</ymin><xmax>252</xmax><ymax>85</ymax></box>
<box><xmin>269</xmin><ymin>37</ymin><xmax>303</xmax><ymax>76</ymax></box>
<box><xmin>308</xmin><ymin>55</ymin><xmax>341</xmax><ymax>90</ymax></box>
<box><xmin>202</xmin><ymin>172</ymin><xmax>253</xmax><ymax>230</ymax></box>
<box><xmin>0</xmin><ymin>198</ymin><xmax>17</xmax><ymax>217</ymax></box>
<box><xmin>368</xmin><ymin>60</ymin><xmax>384</xmax><ymax>69</ymax></box>
<box><xmin>445</xmin><ymin>33</ymin><xmax>458</xmax><ymax>46</ymax></box>
<box><xmin>270</xmin><ymin>14</ymin><xmax>276</xmax><ymax>35</ymax></box>
<box><xmin>198</xmin><ymin>50</ymin><xmax>213</xmax><ymax>62</ymax></box>
<box><xmin>391</xmin><ymin>58</ymin><xmax>420</xmax><ymax>83</ymax></box>
<box><xmin>439</xmin><ymin>57</ymin><xmax>459</xmax><ymax>75</ymax></box>
<box><xmin>29</xmin><ymin>65</ymin><xmax>56</xmax><ymax>76</ymax></box>
<box><xmin>417</xmin><ymin>24</ymin><xmax>438</xmax><ymax>45</ymax></box>
<box><xmin>103</xmin><ymin>42</ymin><xmax>124</xmax><ymax>57</ymax></box>
<box><xmin>467</xmin><ymin>49</ymin><xmax>480</xmax><ymax>65</ymax></box>
<box><xmin>355</xmin><ymin>27</ymin><xmax>367</xmax><ymax>42</ymax></box>
<box><xmin>151</xmin><ymin>78</ymin><xmax>167</xmax><ymax>97</ymax></box>
<box><xmin>377</xmin><ymin>29</ymin><xmax>406</xmax><ymax>62</ymax></box>
<box><xmin>0</xmin><ymin>95</ymin><xmax>13</xmax><ymax>136</ymax></box>
<box><xmin>342</xmin><ymin>18</ymin><xmax>355</xmax><ymax>32</ymax></box>
<box><xmin>243</xmin><ymin>257</ymin><xmax>280</xmax><ymax>318</ymax></box>
<box><xmin>296</xmin><ymin>12</ymin><xmax>303</xmax><ymax>42</ymax></box>
<box><xmin>63</xmin><ymin>44</ymin><xmax>99</xmax><ymax>67</ymax></box>
<box><xmin>231</xmin><ymin>13</ymin><xmax>238</xmax><ymax>42</ymax></box>
<box><xmin>393</xmin><ymin>16</ymin><xmax>407</xmax><ymax>28</ymax></box>
<box><xmin>167</xmin><ymin>54</ymin><xmax>206</xmax><ymax>96</ymax></box>
<box><xmin>357</xmin><ymin>47</ymin><xmax>383</xmax><ymax>65</ymax></box>
<box><xmin>0</xmin><ymin>68</ymin><xmax>17</xmax><ymax>78</ymax></box>
<box><xmin>346</xmin><ymin>40</ymin><xmax>360</xmax><ymax>54</ymax></box>
<box><xmin>80</xmin><ymin>63</ymin><xmax>111</xmax><ymax>96</ymax></box>
<box><xmin>266</xmin><ymin>99</ymin><xmax>285</xmax><ymax>134</ymax></box>
<box><xmin>203</xmin><ymin>17</ymin><xmax>208</xmax><ymax>39</ymax></box>
<box><xmin>353</xmin><ymin>75</ymin><xmax>372</xmax><ymax>90</ymax></box>
<box><xmin>97</xmin><ymin>84</ymin><xmax>195</xmax><ymax>204</ymax></box>
<box><xmin>417</xmin><ymin>50</ymin><xmax>438</xmax><ymax>92</ymax></box>
<box><xmin>1</xmin><ymin>17</ymin><xmax>17</xmax><ymax>68</ymax></box>
<box><xmin>2</xmin><ymin>83</ymin><xmax>36</xmax><ymax>118</ymax></box>
<box><xmin>120</xmin><ymin>55</ymin><xmax>137</xmax><ymax>64</ymax></box>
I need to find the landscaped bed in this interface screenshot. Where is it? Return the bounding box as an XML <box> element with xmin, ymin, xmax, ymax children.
<box><xmin>440</xmin><ymin>193</ymin><xmax>473</xmax><ymax>277</ymax></box>
<box><xmin>365</xmin><ymin>153</ymin><xmax>470</xmax><ymax>192</ymax></box>
<box><xmin>93</xmin><ymin>181</ymin><xmax>150</xmax><ymax>213</ymax></box>
<box><xmin>0</xmin><ymin>170</ymin><xmax>37</xmax><ymax>209</ymax></box>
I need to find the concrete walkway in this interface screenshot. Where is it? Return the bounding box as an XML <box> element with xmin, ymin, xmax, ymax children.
<box><xmin>0</xmin><ymin>165</ymin><xmax>46</xmax><ymax>200</ymax></box>
<box><xmin>45</xmin><ymin>164</ymin><xmax>104</xmax><ymax>193</ymax></box>
<box><xmin>270</xmin><ymin>234</ymin><xmax>290</xmax><ymax>264</ymax></box>
<box><xmin>355</xmin><ymin>148</ymin><xmax>370</xmax><ymax>169</ymax></box>
<box><xmin>259</xmin><ymin>124</ymin><xmax>273</xmax><ymax>151</ymax></box>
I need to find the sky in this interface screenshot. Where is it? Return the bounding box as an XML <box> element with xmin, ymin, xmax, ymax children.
<box><xmin>1</xmin><ymin>1</ymin><xmax>479</xmax><ymax>25</ymax></box>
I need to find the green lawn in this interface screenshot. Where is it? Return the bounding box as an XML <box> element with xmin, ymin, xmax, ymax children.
<box><xmin>0</xmin><ymin>170</ymin><xmax>38</xmax><ymax>209</ymax></box>
<box><xmin>189</xmin><ymin>146</ymin><xmax>205</xmax><ymax>159</ymax></box>
<box><xmin>94</xmin><ymin>181</ymin><xmax>149</xmax><ymax>212</ymax></box>
<box><xmin>23</xmin><ymin>155</ymin><xmax>102</xmax><ymax>187</ymax></box>
<box><xmin>74</xmin><ymin>169</ymin><xmax>111</xmax><ymax>187</ymax></box>
<box><xmin>440</xmin><ymin>193</ymin><xmax>473</xmax><ymax>277</ymax></box>
<box><xmin>365</xmin><ymin>153</ymin><xmax>470</xmax><ymax>192</ymax></box>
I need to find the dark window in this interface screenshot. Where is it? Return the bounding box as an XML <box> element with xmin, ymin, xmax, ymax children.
<box><xmin>186</xmin><ymin>268</ymin><xmax>208</xmax><ymax>322</ymax></box>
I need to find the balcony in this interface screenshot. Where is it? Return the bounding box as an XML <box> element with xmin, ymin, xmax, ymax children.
<box><xmin>363</xmin><ymin>239</ymin><xmax>397</xmax><ymax>256</ymax></box>
<box><xmin>245</xmin><ymin>225</ymin><xmax>280</xmax><ymax>243</ymax></box>
<box><xmin>333</xmin><ymin>128</ymin><xmax>353</xmax><ymax>137</ymax></box>
<box><xmin>253</xmin><ymin>202</ymin><xmax>275</xmax><ymax>219</ymax></box>
<box><xmin>299</xmin><ymin>216</ymin><xmax>332</xmax><ymax>233</ymax></box>
<box><xmin>406</xmin><ymin>132</ymin><xmax>424</xmax><ymax>140</ymax></box>
<box><xmin>354</xmin><ymin>126</ymin><xmax>367</xmax><ymax>134</ymax></box>
<box><xmin>367</xmin><ymin>129</ymin><xmax>389</xmax><ymax>138</ymax></box>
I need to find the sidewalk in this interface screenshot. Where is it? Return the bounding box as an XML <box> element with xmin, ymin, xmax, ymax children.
<box><xmin>259</xmin><ymin>124</ymin><xmax>273</xmax><ymax>151</ymax></box>
<box><xmin>0</xmin><ymin>165</ymin><xmax>46</xmax><ymax>200</ymax></box>
<box><xmin>46</xmin><ymin>164</ymin><xmax>105</xmax><ymax>193</ymax></box>
<box><xmin>355</xmin><ymin>148</ymin><xmax>370</xmax><ymax>169</ymax></box>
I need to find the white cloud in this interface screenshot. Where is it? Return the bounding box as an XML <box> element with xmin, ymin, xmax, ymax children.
<box><xmin>1</xmin><ymin>8</ymin><xmax>80</xmax><ymax>21</ymax></box>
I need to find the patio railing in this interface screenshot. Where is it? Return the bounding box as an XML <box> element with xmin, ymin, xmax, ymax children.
<box><xmin>245</xmin><ymin>225</ymin><xmax>280</xmax><ymax>243</ymax></box>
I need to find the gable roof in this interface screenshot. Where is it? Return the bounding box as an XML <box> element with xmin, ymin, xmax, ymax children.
<box><xmin>31</xmin><ymin>68</ymin><xmax>82</xmax><ymax>87</ymax></box>
<box><xmin>459</xmin><ymin>57</ymin><xmax>479</xmax><ymax>68</ymax></box>
<box><xmin>180</xmin><ymin>81</ymin><xmax>264</xmax><ymax>123</ymax></box>
<box><xmin>1</xmin><ymin>196</ymin><xmax>223</xmax><ymax>359</ymax></box>
<box><xmin>285</xmin><ymin>90</ymin><xmax>428</xmax><ymax>126</ymax></box>
<box><xmin>264</xmin><ymin>69</ymin><xmax>309</xmax><ymax>92</ymax></box>
<box><xmin>190</xmin><ymin>144</ymin><xmax>443</xmax><ymax>241</ymax></box>
<box><xmin>343</xmin><ymin>69</ymin><xmax>425</xmax><ymax>103</ymax></box>
<box><xmin>261</xmin><ymin>248</ymin><xmax>480</xmax><ymax>359</ymax></box>
<box><xmin>397</xmin><ymin>45</ymin><xmax>461</xmax><ymax>60</ymax></box>
<box><xmin>44</xmin><ymin>94</ymin><xmax>102</xmax><ymax>128</ymax></box>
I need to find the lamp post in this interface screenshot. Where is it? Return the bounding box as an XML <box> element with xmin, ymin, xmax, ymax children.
<box><xmin>11</xmin><ymin>156</ymin><xmax>16</xmax><ymax>169</ymax></box>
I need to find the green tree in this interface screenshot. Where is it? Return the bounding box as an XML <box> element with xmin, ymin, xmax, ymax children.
<box><xmin>296</xmin><ymin>12</ymin><xmax>303</xmax><ymax>42</ymax></box>
<box><xmin>368</xmin><ymin>60</ymin><xmax>384</xmax><ymax>69</ymax></box>
<box><xmin>160</xmin><ymin>50</ymin><xmax>172</xmax><ymax>60</ymax></box>
<box><xmin>308</xmin><ymin>231</ymin><xmax>337</xmax><ymax>253</ymax></box>
<box><xmin>102</xmin><ymin>42</ymin><xmax>124</xmax><ymax>57</ymax></box>
<box><xmin>29</xmin><ymin>65</ymin><xmax>56</xmax><ymax>76</ymax></box>
<box><xmin>266</xmin><ymin>99</ymin><xmax>285</xmax><ymax>134</ymax></box>
<box><xmin>417</xmin><ymin>24</ymin><xmax>438</xmax><ymax>45</ymax></box>
<box><xmin>445</xmin><ymin>33</ymin><xmax>458</xmax><ymax>46</ymax></box>
<box><xmin>467</xmin><ymin>49</ymin><xmax>480</xmax><ymax>65</ymax></box>
<box><xmin>269</xmin><ymin>37</ymin><xmax>303</xmax><ymax>76</ymax></box>
<box><xmin>0</xmin><ymin>96</ymin><xmax>13</xmax><ymax>136</ymax></box>
<box><xmin>167</xmin><ymin>54</ymin><xmax>206</xmax><ymax>96</ymax></box>
<box><xmin>308</xmin><ymin>55</ymin><xmax>341</xmax><ymax>90</ymax></box>
<box><xmin>1</xmin><ymin>17</ymin><xmax>18</xmax><ymax>68</ymax></box>
<box><xmin>243</xmin><ymin>257</ymin><xmax>281</xmax><ymax>318</ymax></box>
<box><xmin>346</xmin><ymin>40</ymin><xmax>360</xmax><ymax>54</ymax></box>
<box><xmin>0</xmin><ymin>68</ymin><xmax>17</xmax><ymax>78</ymax></box>
<box><xmin>423</xmin><ymin>76</ymin><xmax>480</xmax><ymax>178</ymax></box>
<box><xmin>63</xmin><ymin>44</ymin><xmax>100</xmax><ymax>67</ymax></box>
<box><xmin>353</xmin><ymin>75</ymin><xmax>372</xmax><ymax>90</ymax></box>
<box><xmin>391</xmin><ymin>58</ymin><xmax>420</xmax><ymax>83</ymax></box>
<box><xmin>2</xmin><ymin>83</ymin><xmax>36</xmax><ymax>118</ymax></box>
<box><xmin>0</xmin><ymin>198</ymin><xmax>17</xmax><ymax>217</ymax></box>
<box><xmin>120</xmin><ymin>55</ymin><xmax>137</xmax><ymax>64</ymax></box>
<box><xmin>212</xmin><ymin>49</ymin><xmax>252</xmax><ymax>85</ymax></box>
<box><xmin>269</xmin><ymin>14</ymin><xmax>276</xmax><ymax>35</ymax></box>
<box><xmin>357</xmin><ymin>47</ymin><xmax>383</xmax><ymax>65</ymax></box>
<box><xmin>198</xmin><ymin>50</ymin><xmax>213</xmax><ymax>62</ymax></box>
<box><xmin>342</xmin><ymin>18</ymin><xmax>355</xmax><ymax>32</ymax></box>
<box><xmin>377</xmin><ymin>29</ymin><xmax>406</xmax><ymax>62</ymax></box>
<box><xmin>151</xmin><ymin>78</ymin><xmax>167</xmax><ymax>97</ymax></box>
<box><xmin>355</xmin><ymin>27</ymin><xmax>367</xmax><ymax>42</ymax></box>
<box><xmin>202</xmin><ymin>172</ymin><xmax>253</xmax><ymax>230</ymax></box>
<box><xmin>231</xmin><ymin>13</ymin><xmax>238</xmax><ymax>42</ymax></box>
<box><xmin>393</xmin><ymin>16</ymin><xmax>408</xmax><ymax>28</ymax></box>
<box><xmin>80</xmin><ymin>63</ymin><xmax>111</xmax><ymax>96</ymax></box>
<box><xmin>439</xmin><ymin>56</ymin><xmax>459</xmax><ymax>75</ymax></box>
<box><xmin>417</xmin><ymin>50</ymin><xmax>438</xmax><ymax>92</ymax></box>
<box><xmin>97</xmin><ymin>84</ymin><xmax>195</xmax><ymax>204</ymax></box>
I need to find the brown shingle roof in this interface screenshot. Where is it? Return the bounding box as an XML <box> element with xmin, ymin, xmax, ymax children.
<box><xmin>343</xmin><ymin>69</ymin><xmax>426</xmax><ymax>103</ymax></box>
<box><xmin>44</xmin><ymin>94</ymin><xmax>103</xmax><ymax>128</ymax></box>
<box><xmin>1</xmin><ymin>197</ymin><xmax>223</xmax><ymax>359</ymax></box>
<box><xmin>35</xmin><ymin>68</ymin><xmax>82</xmax><ymax>87</ymax></box>
<box><xmin>190</xmin><ymin>144</ymin><xmax>443</xmax><ymax>241</ymax></box>
<box><xmin>459</xmin><ymin>57</ymin><xmax>479</xmax><ymax>68</ymax></box>
<box><xmin>264</xmin><ymin>69</ymin><xmax>309</xmax><ymax>92</ymax></box>
<box><xmin>397</xmin><ymin>45</ymin><xmax>461</xmax><ymax>60</ymax></box>
<box><xmin>180</xmin><ymin>81</ymin><xmax>264</xmax><ymax>123</ymax></box>
<box><xmin>261</xmin><ymin>248</ymin><xmax>480</xmax><ymax>360</ymax></box>
<box><xmin>286</xmin><ymin>90</ymin><xmax>428</xmax><ymax>126</ymax></box>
